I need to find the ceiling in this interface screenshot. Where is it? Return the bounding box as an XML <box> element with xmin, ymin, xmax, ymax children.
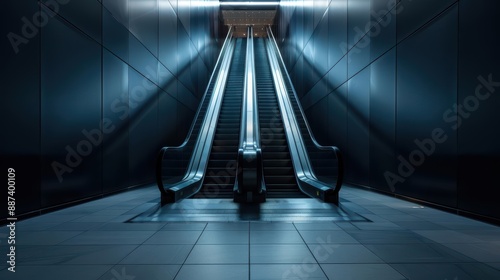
<box><xmin>222</xmin><ymin>10</ymin><xmax>276</xmax><ymax>37</ymax></box>
<box><xmin>220</xmin><ymin>1</ymin><xmax>278</xmax><ymax>37</ymax></box>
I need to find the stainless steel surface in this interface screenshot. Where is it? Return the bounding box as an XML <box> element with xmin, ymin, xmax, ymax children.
<box><xmin>265</xmin><ymin>26</ymin><xmax>343</xmax><ymax>203</ymax></box>
<box><xmin>236</xmin><ymin>27</ymin><xmax>265</xmax><ymax>201</ymax></box>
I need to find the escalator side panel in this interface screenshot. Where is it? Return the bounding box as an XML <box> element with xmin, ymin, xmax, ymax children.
<box><xmin>196</xmin><ymin>38</ymin><xmax>247</xmax><ymax>198</ymax></box>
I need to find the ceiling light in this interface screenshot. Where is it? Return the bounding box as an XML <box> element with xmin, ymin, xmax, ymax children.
<box><xmin>220</xmin><ymin>1</ymin><xmax>280</xmax><ymax>6</ymax></box>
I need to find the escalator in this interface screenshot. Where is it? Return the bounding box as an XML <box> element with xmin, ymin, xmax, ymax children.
<box><xmin>194</xmin><ymin>38</ymin><xmax>246</xmax><ymax>198</ymax></box>
<box><xmin>158</xmin><ymin>28</ymin><xmax>342</xmax><ymax>204</ymax></box>
<box><xmin>255</xmin><ymin>38</ymin><xmax>307</xmax><ymax>198</ymax></box>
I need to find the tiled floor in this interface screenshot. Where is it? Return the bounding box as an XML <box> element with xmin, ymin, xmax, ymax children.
<box><xmin>1</xmin><ymin>185</ymin><xmax>500</xmax><ymax>280</ymax></box>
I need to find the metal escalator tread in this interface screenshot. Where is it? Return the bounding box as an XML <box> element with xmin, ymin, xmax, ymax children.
<box><xmin>255</xmin><ymin>38</ymin><xmax>307</xmax><ymax>198</ymax></box>
<box><xmin>194</xmin><ymin>38</ymin><xmax>246</xmax><ymax>198</ymax></box>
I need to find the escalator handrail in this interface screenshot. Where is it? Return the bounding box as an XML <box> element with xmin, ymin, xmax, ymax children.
<box><xmin>157</xmin><ymin>28</ymin><xmax>235</xmax><ymax>200</ymax></box>
<box><xmin>236</xmin><ymin>27</ymin><xmax>264</xmax><ymax>197</ymax></box>
<box><xmin>241</xmin><ymin>28</ymin><xmax>261</xmax><ymax>149</ymax></box>
<box><xmin>265</xmin><ymin>27</ymin><xmax>344</xmax><ymax>199</ymax></box>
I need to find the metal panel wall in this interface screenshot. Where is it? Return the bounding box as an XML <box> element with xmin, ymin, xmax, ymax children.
<box><xmin>0</xmin><ymin>0</ymin><xmax>42</xmax><ymax>220</ymax></box>
<box><xmin>1</xmin><ymin>0</ymin><xmax>221</xmax><ymax>218</ymax></box>
<box><xmin>40</xmin><ymin>8</ymin><xmax>103</xmax><ymax>207</ymax></box>
<box><xmin>396</xmin><ymin>5</ymin><xmax>458</xmax><ymax>207</ymax></box>
<box><xmin>457</xmin><ymin>0</ymin><xmax>500</xmax><ymax>218</ymax></box>
<box><xmin>277</xmin><ymin>0</ymin><xmax>500</xmax><ymax>220</ymax></box>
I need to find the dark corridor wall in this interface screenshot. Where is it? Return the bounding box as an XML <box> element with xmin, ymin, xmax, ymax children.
<box><xmin>0</xmin><ymin>0</ymin><xmax>221</xmax><ymax>220</ymax></box>
<box><xmin>276</xmin><ymin>0</ymin><xmax>500</xmax><ymax>221</ymax></box>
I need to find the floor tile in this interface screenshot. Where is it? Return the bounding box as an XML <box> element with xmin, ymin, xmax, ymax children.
<box><xmin>0</xmin><ymin>265</ymin><xmax>111</xmax><ymax>280</ymax></box>
<box><xmin>16</xmin><ymin>231</ymin><xmax>83</xmax><ymax>245</ymax></box>
<box><xmin>300</xmin><ymin>230</ymin><xmax>359</xmax><ymax>244</ymax></box>
<box><xmin>456</xmin><ymin>263</ymin><xmax>500</xmax><ymax>280</ymax></box>
<box><xmin>486</xmin><ymin>262</ymin><xmax>500</xmax><ymax>270</ymax></box>
<box><xmin>17</xmin><ymin>245</ymin><xmax>137</xmax><ymax>265</ymax></box>
<box><xmin>94</xmin><ymin>222</ymin><xmax>166</xmax><ymax>231</ymax></box>
<box><xmin>309</xmin><ymin>244</ymin><xmax>383</xmax><ymax>264</ymax></box>
<box><xmin>161</xmin><ymin>223</ymin><xmax>207</xmax><ymax>231</ymax></box>
<box><xmin>443</xmin><ymin>243</ymin><xmax>500</xmax><ymax>262</ymax></box>
<box><xmin>250</xmin><ymin>222</ymin><xmax>296</xmax><ymax>231</ymax></box>
<box><xmin>347</xmin><ymin>230</ymin><xmax>430</xmax><ymax>244</ymax></box>
<box><xmin>205</xmin><ymin>222</ymin><xmax>249</xmax><ymax>231</ymax></box>
<box><xmin>186</xmin><ymin>245</ymin><xmax>248</xmax><ymax>264</ymax></box>
<box><xmin>391</xmin><ymin>263</ymin><xmax>476</xmax><ymax>280</ymax></box>
<box><xmin>458</xmin><ymin>229</ymin><xmax>500</xmax><ymax>242</ymax></box>
<box><xmin>48</xmin><ymin>222</ymin><xmax>104</xmax><ymax>231</ymax></box>
<box><xmin>144</xmin><ymin>230</ymin><xmax>202</xmax><ymax>244</ymax></box>
<box><xmin>393</xmin><ymin>221</ymin><xmax>446</xmax><ymax>230</ymax></box>
<box><xmin>198</xmin><ymin>230</ymin><xmax>249</xmax><ymax>244</ymax></box>
<box><xmin>97</xmin><ymin>265</ymin><xmax>180</xmax><ymax>280</ymax></box>
<box><xmin>175</xmin><ymin>265</ymin><xmax>248</xmax><ymax>280</ymax></box>
<box><xmin>413</xmin><ymin>230</ymin><xmax>485</xmax><ymax>243</ymax></box>
<box><xmin>293</xmin><ymin>222</ymin><xmax>342</xmax><ymax>231</ymax></box>
<box><xmin>365</xmin><ymin>243</ymin><xmax>475</xmax><ymax>263</ymax></box>
<box><xmin>352</xmin><ymin>221</ymin><xmax>403</xmax><ymax>231</ymax></box>
<box><xmin>251</xmin><ymin>264</ymin><xmax>327</xmax><ymax>279</ymax></box>
<box><xmin>321</xmin><ymin>264</ymin><xmax>406</xmax><ymax>280</ymax></box>
<box><xmin>250</xmin><ymin>230</ymin><xmax>304</xmax><ymax>244</ymax></box>
<box><xmin>120</xmin><ymin>245</ymin><xmax>193</xmax><ymax>264</ymax></box>
<box><xmin>251</xmin><ymin>244</ymin><xmax>316</xmax><ymax>264</ymax></box>
<box><xmin>71</xmin><ymin>215</ymin><xmax>118</xmax><ymax>223</ymax></box>
<box><xmin>61</xmin><ymin>230</ymin><xmax>155</xmax><ymax>245</ymax></box>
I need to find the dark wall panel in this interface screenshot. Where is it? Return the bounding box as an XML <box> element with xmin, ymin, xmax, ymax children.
<box><xmin>311</xmin><ymin>8</ymin><xmax>329</xmax><ymax>81</ymax></box>
<box><xmin>129</xmin><ymin>33</ymin><xmax>158</xmax><ymax>84</ymax></box>
<box><xmin>369</xmin><ymin>1</ymin><xmax>396</xmax><ymax>63</ymax></box>
<box><xmin>159</xmin><ymin>2</ymin><xmax>178</xmax><ymax>74</ymax></box>
<box><xmin>41</xmin><ymin>11</ymin><xmax>102</xmax><ymax>207</ymax></box>
<box><xmin>128</xmin><ymin>69</ymin><xmax>159</xmax><ymax>186</ymax></box>
<box><xmin>41</xmin><ymin>0</ymin><xmax>102</xmax><ymax>43</ymax></box>
<box><xmin>347</xmin><ymin>68</ymin><xmax>370</xmax><ymax>185</ymax></box>
<box><xmin>103</xmin><ymin>7</ymin><xmax>129</xmax><ymax>62</ymax></box>
<box><xmin>103</xmin><ymin>51</ymin><xmax>130</xmax><ymax>192</ymax></box>
<box><xmin>369</xmin><ymin>50</ymin><xmax>396</xmax><ymax>191</ymax></box>
<box><xmin>102</xmin><ymin>0</ymin><xmax>129</xmax><ymax>28</ymax></box>
<box><xmin>305</xmin><ymin>96</ymin><xmax>329</xmax><ymax>145</ymax></box>
<box><xmin>457</xmin><ymin>0</ymin><xmax>500</xmax><ymax>218</ymax></box>
<box><xmin>328</xmin><ymin>0</ymin><xmax>347</xmax><ymax>67</ymax></box>
<box><xmin>397</xmin><ymin>0</ymin><xmax>457</xmax><ymax>42</ymax></box>
<box><xmin>129</xmin><ymin>0</ymin><xmax>158</xmax><ymax>56</ymax></box>
<box><xmin>328</xmin><ymin>84</ymin><xmax>348</xmax><ymax>157</ymax></box>
<box><xmin>347</xmin><ymin>0</ymin><xmax>371</xmax><ymax>48</ymax></box>
<box><xmin>396</xmin><ymin>5</ymin><xmax>458</xmax><ymax>207</ymax></box>
<box><xmin>0</xmin><ymin>0</ymin><xmax>41</xmax><ymax>219</ymax></box>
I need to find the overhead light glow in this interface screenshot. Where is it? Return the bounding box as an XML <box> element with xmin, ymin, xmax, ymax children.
<box><xmin>220</xmin><ymin>1</ymin><xmax>280</xmax><ymax>6</ymax></box>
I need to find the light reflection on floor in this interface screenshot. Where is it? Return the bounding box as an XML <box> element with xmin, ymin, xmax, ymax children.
<box><xmin>128</xmin><ymin>198</ymin><xmax>369</xmax><ymax>222</ymax></box>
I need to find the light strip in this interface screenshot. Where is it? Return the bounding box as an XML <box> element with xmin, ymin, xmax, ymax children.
<box><xmin>220</xmin><ymin>1</ymin><xmax>280</xmax><ymax>6</ymax></box>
